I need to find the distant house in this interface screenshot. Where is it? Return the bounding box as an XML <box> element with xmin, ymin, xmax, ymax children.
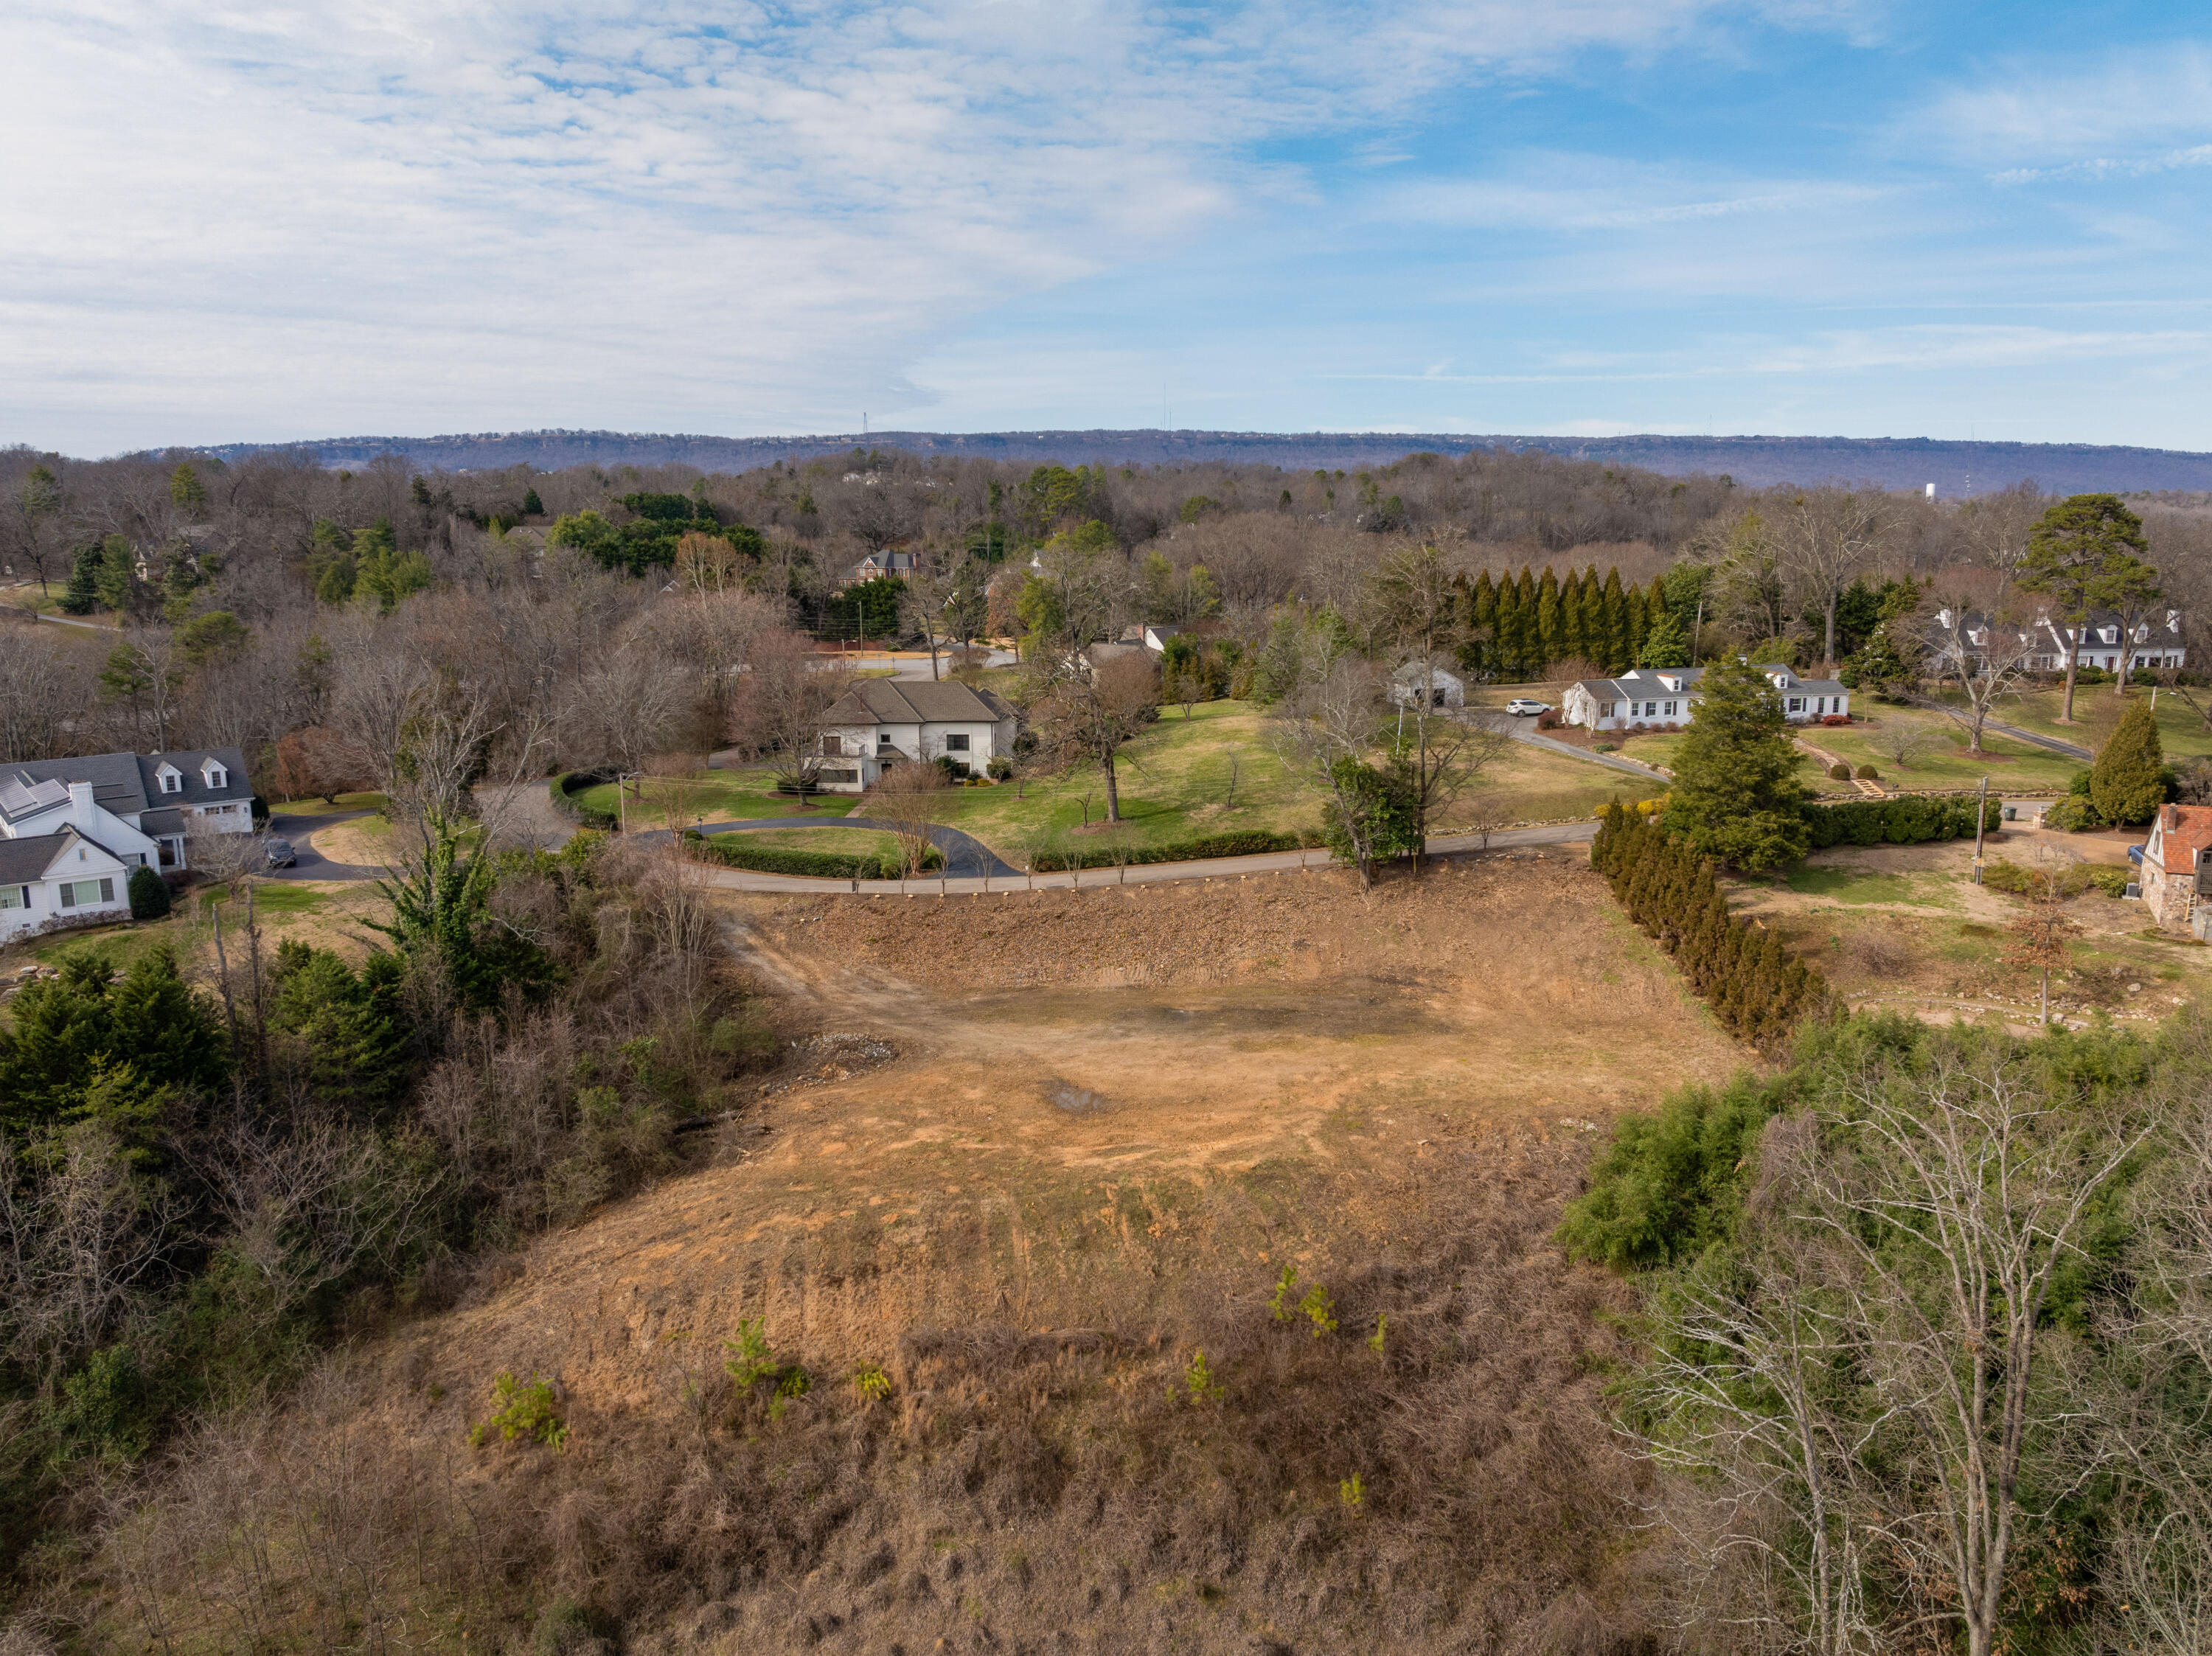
<box><xmin>815</xmin><ymin>680</ymin><xmax>1019</xmax><ymax>790</ymax></box>
<box><xmin>2034</xmin><ymin>608</ymin><xmax>2186</xmax><ymax>674</ymax></box>
<box><xmin>2138</xmin><ymin>804</ymin><xmax>2212</xmax><ymax>933</ymax></box>
<box><xmin>840</xmin><ymin>549</ymin><xmax>916</xmax><ymax>588</ymax></box>
<box><xmin>1928</xmin><ymin>607</ymin><xmax>2185</xmax><ymax>675</ymax></box>
<box><xmin>0</xmin><ymin>748</ymin><xmax>252</xmax><ymax>939</ymax></box>
<box><xmin>1074</xmin><ymin>640</ymin><xmax>1153</xmax><ymax>673</ymax></box>
<box><xmin>1389</xmin><ymin>664</ymin><xmax>1465</xmax><ymax>709</ymax></box>
<box><xmin>1562</xmin><ymin>665</ymin><xmax>1849</xmax><ymax>732</ymax></box>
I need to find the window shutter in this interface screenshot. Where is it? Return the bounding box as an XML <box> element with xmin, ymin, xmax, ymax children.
<box><xmin>60</xmin><ymin>884</ymin><xmax>75</xmax><ymax>908</ymax></box>
<box><xmin>100</xmin><ymin>877</ymin><xmax>115</xmax><ymax>902</ymax></box>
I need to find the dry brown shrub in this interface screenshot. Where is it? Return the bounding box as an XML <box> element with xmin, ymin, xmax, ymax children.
<box><xmin>90</xmin><ymin>1134</ymin><xmax>1654</xmax><ymax>1656</ymax></box>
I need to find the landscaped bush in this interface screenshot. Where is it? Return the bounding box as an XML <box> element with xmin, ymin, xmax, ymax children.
<box><xmin>681</xmin><ymin>829</ymin><xmax>939</xmax><ymax>880</ymax></box>
<box><xmin>1801</xmin><ymin>794</ymin><xmax>2000</xmax><ymax>850</ymax></box>
<box><xmin>1031</xmin><ymin>829</ymin><xmax>1314</xmax><ymax>872</ymax></box>
<box><xmin>1820</xmin><ymin>714</ymin><xmax>1852</xmax><ymax>726</ymax></box>
<box><xmin>1854</xmin><ymin>764</ymin><xmax>1879</xmax><ymax>780</ymax></box>
<box><xmin>1590</xmin><ymin>802</ymin><xmax>1827</xmax><ymax>1050</ymax></box>
<box><xmin>126</xmin><ymin>863</ymin><xmax>171</xmax><ymax>920</ymax></box>
<box><xmin>1828</xmin><ymin>762</ymin><xmax>1851</xmax><ymax>780</ymax></box>
<box><xmin>2044</xmin><ymin>796</ymin><xmax>2100</xmax><ymax>832</ymax></box>
<box><xmin>550</xmin><ymin>769</ymin><xmax>619</xmax><ymax>832</ymax></box>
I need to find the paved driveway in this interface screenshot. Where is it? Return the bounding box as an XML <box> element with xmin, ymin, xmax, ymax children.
<box><xmin>262</xmin><ymin>812</ymin><xmax>386</xmax><ymax>882</ymax></box>
<box><xmin>691</xmin><ymin>815</ymin><xmax>1021</xmax><ymax>878</ymax></box>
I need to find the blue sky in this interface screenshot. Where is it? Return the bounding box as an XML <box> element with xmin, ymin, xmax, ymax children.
<box><xmin>6</xmin><ymin>1</ymin><xmax>2211</xmax><ymax>455</ymax></box>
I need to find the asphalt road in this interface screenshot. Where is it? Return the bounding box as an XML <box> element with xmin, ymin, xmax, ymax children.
<box><xmin>685</xmin><ymin>817</ymin><xmax>1597</xmax><ymax>895</ymax></box>
<box><xmin>261</xmin><ymin>812</ymin><xmax>386</xmax><ymax>882</ymax></box>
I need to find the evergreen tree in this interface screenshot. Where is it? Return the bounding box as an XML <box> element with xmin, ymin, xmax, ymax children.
<box><xmin>169</xmin><ymin>462</ymin><xmax>206</xmax><ymax>513</ymax></box>
<box><xmin>127</xmin><ymin>864</ymin><xmax>171</xmax><ymax>921</ymax></box>
<box><xmin>2089</xmin><ymin>695</ymin><xmax>2166</xmax><ymax>826</ymax></box>
<box><xmin>522</xmin><ymin>486</ymin><xmax>544</xmax><ymax>515</ymax></box>
<box><xmin>60</xmin><ymin>543</ymin><xmax>102</xmax><ymax>614</ymax></box>
<box><xmin>1536</xmin><ymin>567</ymin><xmax>1563</xmax><ymax>669</ymax></box>
<box><xmin>1639</xmin><ymin>607</ymin><xmax>1691</xmax><ymax>669</ymax></box>
<box><xmin>93</xmin><ymin>534</ymin><xmax>139</xmax><ymax>613</ymax></box>
<box><xmin>1471</xmin><ymin>569</ymin><xmax>1496</xmax><ymax>636</ymax></box>
<box><xmin>1600</xmin><ymin>568</ymin><xmax>1629</xmax><ymax>672</ymax></box>
<box><xmin>1663</xmin><ymin>659</ymin><xmax>1811</xmax><ymax>870</ymax></box>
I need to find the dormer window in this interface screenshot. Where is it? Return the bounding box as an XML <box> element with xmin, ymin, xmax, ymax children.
<box><xmin>200</xmin><ymin>759</ymin><xmax>227</xmax><ymax>790</ymax></box>
<box><xmin>156</xmin><ymin>764</ymin><xmax>182</xmax><ymax>795</ymax></box>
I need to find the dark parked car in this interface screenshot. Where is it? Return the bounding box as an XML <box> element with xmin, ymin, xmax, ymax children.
<box><xmin>264</xmin><ymin>837</ymin><xmax>298</xmax><ymax>869</ymax></box>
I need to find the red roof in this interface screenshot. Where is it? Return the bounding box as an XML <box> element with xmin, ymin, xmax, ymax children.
<box><xmin>2150</xmin><ymin>805</ymin><xmax>2212</xmax><ymax>874</ymax></box>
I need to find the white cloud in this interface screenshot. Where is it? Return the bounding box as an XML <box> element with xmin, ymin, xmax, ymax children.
<box><xmin>1</xmin><ymin>0</ymin><xmax>1865</xmax><ymax>450</ymax></box>
<box><xmin>1917</xmin><ymin>42</ymin><xmax>2212</xmax><ymax>167</ymax></box>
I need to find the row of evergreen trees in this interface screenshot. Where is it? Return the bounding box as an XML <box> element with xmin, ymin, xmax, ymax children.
<box><xmin>1593</xmin><ymin>802</ymin><xmax>1829</xmax><ymax>1049</ymax></box>
<box><xmin>1450</xmin><ymin>565</ymin><xmax>1686</xmax><ymax>683</ymax></box>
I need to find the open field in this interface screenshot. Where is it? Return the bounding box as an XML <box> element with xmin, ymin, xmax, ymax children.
<box><xmin>1725</xmin><ymin>825</ymin><xmax>2211</xmax><ymax>1031</ymax></box>
<box><xmin>89</xmin><ymin>852</ymin><xmax>1756</xmax><ymax>1654</ymax></box>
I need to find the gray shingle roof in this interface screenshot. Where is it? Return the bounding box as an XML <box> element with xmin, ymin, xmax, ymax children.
<box><xmin>0</xmin><ymin>831</ymin><xmax>66</xmax><ymax>883</ymax></box>
<box><xmin>823</xmin><ymin>680</ymin><xmax>1014</xmax><ymax>726</ymax></box>
<box><xmin>0</xmin><ymin>825</ymin><xmax>130</xmax><ymax>883</ymax></box>
<box><xmin>0</xmin><ymin>747</ymin><xmax>251</xmax><ymax>820</ymax></box>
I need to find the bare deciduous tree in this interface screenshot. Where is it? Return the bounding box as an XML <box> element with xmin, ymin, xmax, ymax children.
<box><xmin>1030</xmin><ymin>652</ymin><xmax>1157</xmax><ymax>823</ymax></box>
<box><xmin>1921</xmin><ymin>610</ymin><xmax>2033</xmax><ymax>756</ymax></box>
<box><xmin>1631</xmin><ymin>1049</ymin><xmax>2144</xmax><ymax>1656</ymax></box>
<box><xmin>1778</xmin><ymin>490</ymin><xmax>1888</xmax><ymax>668</ymax></box>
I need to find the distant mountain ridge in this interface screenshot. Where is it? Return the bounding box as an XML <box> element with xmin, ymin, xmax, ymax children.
<box><xmin>158</xmin><ymin>428</ymin><xmax>2212</xmax><ymax>495</ymax></box>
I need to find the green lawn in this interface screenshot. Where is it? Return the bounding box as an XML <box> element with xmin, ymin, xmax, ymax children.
<box><xmin>672</xmin><ymin>700</ymin><xmax>1628</xmax><ymax>862</ymax></box>
<box><xmin>196</xmin><ymin>880</ymin><xmax>333</xmax><ymax>917</ymax></box>
<box><xmin>1780</xmin><ymin>865</ymin><xmax>1961</xmax><ymax>908</ymax></box>
<box><xmin>1978</xmin><ymin>686</ymin><xmax>2212</xmax><ymax>761</ymax></box>
<box><xmin>269</xmin><ymin>791</ymin><xmax>389</xmax><ymax>817</ymax></box>
<box><xmin>574</xmin><ymin>772</ymin><xmax>816</xmax><ymax>827</ymax></box>
<box><xmin>1800</xmin><ymin>712</ymin><xmax>2079</xmax><ymax>796</ymax></box>
<box><xmin>720</xmin><ymin>827</ymin><xmax>907</xmax><ymax>858</ymax></box>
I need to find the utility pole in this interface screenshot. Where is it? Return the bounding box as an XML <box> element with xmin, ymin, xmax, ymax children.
<box><xmin>1972</xmin><ymin>773</ymin><xmax>1989</xmax><ymax>883</ymax></box>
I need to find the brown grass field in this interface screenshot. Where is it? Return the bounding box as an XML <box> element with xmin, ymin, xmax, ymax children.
<box><xmin>88</xmin><ymin>852</ymin><xmax>1754</xmax><ymax>1655</ymax></box>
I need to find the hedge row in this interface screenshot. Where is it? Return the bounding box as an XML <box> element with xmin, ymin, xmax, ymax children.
<box><xmin>1801</xmin><ymin>793</ymin><xmax>2000</xmax><ymax>851</ymax></box>
<box><xmin>550</xmin><ymin>770</ymin><xmax>619</xmax><ymax>832</ymax></box>
<box><xmin>1030</xmin><ymin>829</ymin><xmax>1312</xmax><ymax>873</ymax></box>
<box><xmin>681</xmin><ymin>829</ymin><xmax>940</xmax><ymax>881</ymax></box>
<box><xmin>1593</xmin><ymin>803</ymin><xmax>1827</xmax><ymax>1050</ymax></box>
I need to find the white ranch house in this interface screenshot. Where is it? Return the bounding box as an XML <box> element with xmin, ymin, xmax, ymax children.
<box><xmin>1562</xmin><ymin>666</ymin><xmax>1850</xmax><ymax>733</ymax></box>
<box><xmin>0</xmin><ymin>748</ymin><xmax>252</xmax><ymax>940</ymax></box>
<box><xmin>815</xmin><ymin>680</ymin><xmax>1018</xmax><ymax>791</ymax></box>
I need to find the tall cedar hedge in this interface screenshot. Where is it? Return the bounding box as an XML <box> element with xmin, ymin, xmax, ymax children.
<box><xmin>1592</xmin><ymin>801</ymin><xmax>1828</xmax><ymax>1049</ymax></box>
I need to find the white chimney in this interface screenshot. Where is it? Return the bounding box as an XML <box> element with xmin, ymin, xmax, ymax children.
<box><xmin>67</xmin><ymin>781</ymin><xmax>96</xmax><ymax>832</ymax></box>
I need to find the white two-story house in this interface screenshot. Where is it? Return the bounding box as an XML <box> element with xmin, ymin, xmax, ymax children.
<box><xmin>815</xmin><ymin>681</ymin><xmax>1018</xmax><ymax>790</ymax></box>
<box><xmin>1562</xmin><ymin>665</ymin><xmax>1850</xmax><ymax>732</ymax></box>
<box><xmin>0</xmin><ymin>748</ymin><xmax>253</xmax><ymax>940</ymax></box>
<box><xmin>2036</xmin><ymin>608</ymin><xmax>2186</xmax><ymax>673</ymax></box>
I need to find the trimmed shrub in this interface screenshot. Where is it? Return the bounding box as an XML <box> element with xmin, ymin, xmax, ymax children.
<box><xmin>1828</xmin><ymin>762</ymin><xmax>1851</xmax><ymax>780</ymax></box>
<box><xmin>2045</xmin><ymin>797</ymin><xmax>2100</xmax><ymax>832</ymax></box>
<box><xmin>682</xmin><ymin>830</ymin><xmax>938</xmax><ymax>880</ymax></box>
<box><xmin>1854</xmin><ymin>764</ymin><xmax>1879</xmax><ymax>780</ymax></box>
<box><xmin>550</xmin><ymin>770</ymin><xmax>619</xmax><ymax>832</ymax></box>
<box><xmin>126</xmin><ymin>863</ymin><xmax>171</xmax><ymax>920</ymax></box>
<box><xmin>1820</xmin><ymin>714</ymin><xmax>1852</xmax><ymax>726</ymax></box>
<box><xmin>1801</xmin><ymin>794</ymin><xmax>1999</xmax><ymax>850</ymax></box>
<box><xmin>1032</xmin><ymin>829</ymin><xmax>1314</xmax><ymax>873</ymax></box>
<box><xmin>1590</xmin><ymin>803</ymin><xmax>1827</xmax><ymax>1051</ymax></box>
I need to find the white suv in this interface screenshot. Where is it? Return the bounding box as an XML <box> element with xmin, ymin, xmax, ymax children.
<box><xmin>1504</xmin><ymin>698</ymin><xmax>1551</xmax><ymax>717</ymax></box>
